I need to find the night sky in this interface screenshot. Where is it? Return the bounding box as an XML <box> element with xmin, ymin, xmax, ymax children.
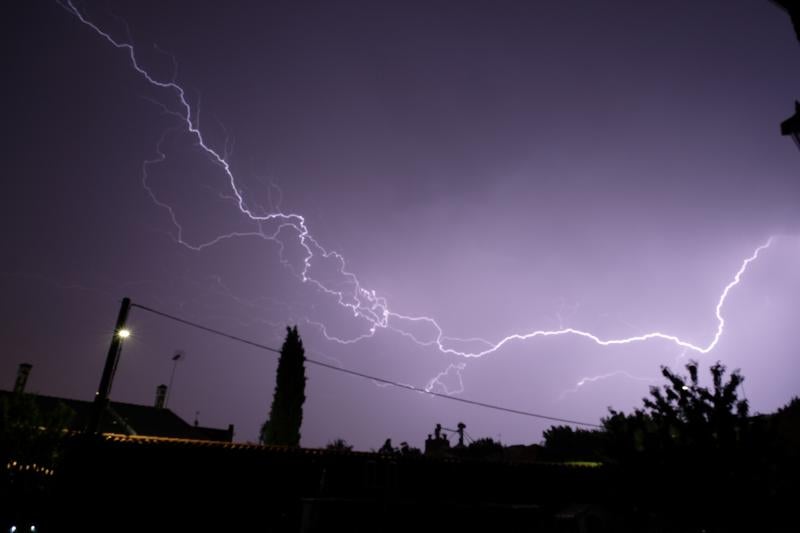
<box><xmin>3</xmin><ymin>0</ymin><xmax>799</xmax><ymax>449</ymax></box>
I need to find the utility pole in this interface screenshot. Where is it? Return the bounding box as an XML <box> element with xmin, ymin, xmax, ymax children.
<box><xmin>86</xmin><ymin>297</ymin><xmax>132</xmax><ymax>435</ymax></box>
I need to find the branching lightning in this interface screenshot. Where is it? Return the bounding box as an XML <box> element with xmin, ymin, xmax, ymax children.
<box><xmin>558</xmin><ymin>371</ymin><xmax>658</xmax><ymax>400</ymax></box>
<box><xmin>425</xmin><ymin>363</ymin><xmax>467</xmax><ymax>395</ymax></box>
<box><xmin>62</xmin><ymin>1</ymin><xmax>776</xmax><ymax>397</ymax></box>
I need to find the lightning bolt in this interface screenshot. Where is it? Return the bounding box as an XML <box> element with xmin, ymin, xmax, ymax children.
<box><xmin>62</xmin><ymin>2</ymin><xmax>776</xmax><ymax>395</ymax></box>
<box><xmin>558</xmin><ymin>371</ymin><xmax>658</xmax><ymax>400</ymax></box>
<box><xmin>425</xmin><ymin>363</ymin><xmax>467</xmax><ymax>395</ymax></box>
<box><xmin>433</xmin><ymin>237</ymin><xmax>773</xmax><ymax>358</ymax></box>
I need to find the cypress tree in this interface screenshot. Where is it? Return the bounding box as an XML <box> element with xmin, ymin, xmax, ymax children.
<box><xmin>261</xmin><ymin>326</ymin><xmax>306</xmax><ymax>446</ymax></box>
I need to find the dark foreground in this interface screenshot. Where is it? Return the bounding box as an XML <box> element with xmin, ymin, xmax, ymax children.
<box><xmin>2</xmin><ymin>435</ymin><xmax>797</xmax><ymax>532</ymax></box>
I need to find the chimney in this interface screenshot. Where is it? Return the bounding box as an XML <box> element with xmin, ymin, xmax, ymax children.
<box><xmin>154</xmin><ymin>384</ymin><xmax>167</xmax><ymax>409</ymax></box>
<box><xmin>14</xmin><ymin>363</ymin><xmax>32</xmax><ymax>394</ymax></box>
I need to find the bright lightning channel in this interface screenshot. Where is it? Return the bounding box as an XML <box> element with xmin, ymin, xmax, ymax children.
<box><xmin>62</xmin><ymin>2</ymin><xmax>775</xmax><ymax>392</ymax></box>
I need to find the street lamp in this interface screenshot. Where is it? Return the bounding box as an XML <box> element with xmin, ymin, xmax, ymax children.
<box><xmin>86</xmin><ymin>297</ymin><xmax>132</xmax><ymax>434</ymax></box>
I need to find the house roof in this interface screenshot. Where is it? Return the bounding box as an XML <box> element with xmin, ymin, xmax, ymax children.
<box><xmin>0</xmin><ymin>390</ymin><xmax>232</xmax><ymax>442</ymax></box>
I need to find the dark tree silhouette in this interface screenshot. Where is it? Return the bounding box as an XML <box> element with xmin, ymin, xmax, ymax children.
<box><xmin>542</xmin><ymin>425</ymin><xmax>606</xmax><ymax>462</ymax></box>
<box><xmin>378</xmin><ymin>438</ymin><xmax>395</xmax><ymax>454</ymax></box>
<box><xmin>604</xmin><ymin>360</ymin><xmax>750</xmax><ymax>454</ymax></box>
<box><xmin>375</xmin><ymin>438</ymin><xmax>421</xmax><ymax>456</ymax></box>
<box><xmin>766</xmin><ymin>396</ymin><xmax>800</xmax><ymax>504</ymax></box>
<box><xmin>602</xmin><ymin>361</ymin><xmax>759</xmax><ymax>530</ymax></box>
<box><xmin>398</xmin><ymin>441</ymin><xmax>422</xmax><ymax>455</ymax></box>
<box><xmin>325</xmin><ymin>438</ymin><xmax>353</xmax><ymax>452</ymax></box>
<box><xmin>613</xmin><ymin>360</ymin><xmax>749</xmax><ymax>455</ymax></box>
<box><xmin>260</xmin><ymin>326</ymin><xmax>306</xmax><ymax>446</ymax></box>
<box><xmin>463</xmin><ymin>437</ymin><xmax>504</xmax><ymax>460</ymax></box>
<box><xmin>771</xmin><ymin>396</ymin><xmax>800</xmax><ymax>454</ymax></box>
<box><xmin>0</xmin><ymin>393</ymin><xmax>73</xmax><ymax>464</ymax></box>
<box><xmin>0</xmin><ymin>392</ymin><xmax>74</xmax><ymax>501</ymax></box>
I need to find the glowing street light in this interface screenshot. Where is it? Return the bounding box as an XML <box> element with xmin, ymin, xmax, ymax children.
<box><xmin>87</xmin><ymin>297</ymin><xmax>132</xmax><ymax>434</ymax></box>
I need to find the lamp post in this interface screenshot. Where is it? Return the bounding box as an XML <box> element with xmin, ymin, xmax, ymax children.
<box><xmin>86</xmin><ymin>297</ymin><xmax>132</xmax><ymax>434</ymax></box>
<box><xmin>165</xmin><ymin>350</ymin><xmax>183</xmax><ymax>408</ymax></box>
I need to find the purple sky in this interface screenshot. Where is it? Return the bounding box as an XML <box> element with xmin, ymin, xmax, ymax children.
<box><xmin>2</xmin><ymin>1</ymin><xmax>799</xmax><ymax>449</ymax></box>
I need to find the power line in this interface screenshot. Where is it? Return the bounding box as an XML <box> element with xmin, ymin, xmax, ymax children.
<box><xmin>133</xmin><ymin>303</ymin><xmax>281</xmax><ymax>353</ymax></box>
<box><xmin>130</xmin><ymin>302</ymin><xmax>602</xmax><ymax>428</ymax></box>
